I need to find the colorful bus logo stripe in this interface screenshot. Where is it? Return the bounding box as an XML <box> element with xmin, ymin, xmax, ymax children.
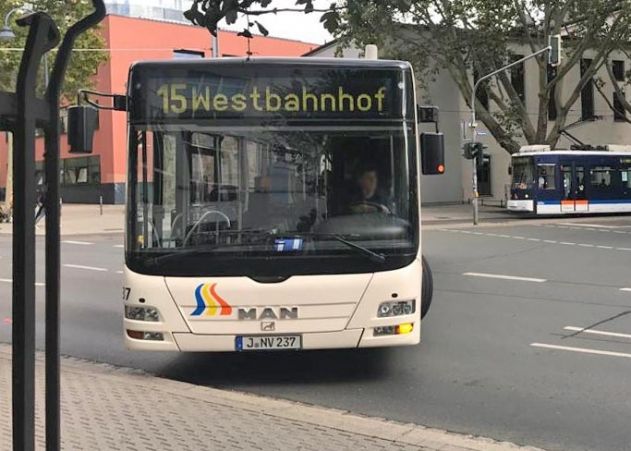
<box><xmin>192</xmin><ymin>283</ymin><xmax>232</xmax><ymax>317</ymax></box>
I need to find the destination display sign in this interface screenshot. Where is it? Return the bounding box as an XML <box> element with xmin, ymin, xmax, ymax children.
<box><xmin>129</xmin><ymin>63</ymin><xmax>412</xmax><ymax>122</ymax></box>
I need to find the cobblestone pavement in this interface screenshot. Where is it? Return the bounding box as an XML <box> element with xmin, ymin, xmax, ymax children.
<box><xmin>0</xmin><ymin>345</ymin><xmax>543</xmax><ymax>451</ymax></box>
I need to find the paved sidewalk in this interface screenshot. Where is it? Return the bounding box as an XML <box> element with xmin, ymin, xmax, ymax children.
<box><xmin>0</xmin><ymin>204</ymin><xmax>124</xmax><ymax>236</ymax></box>
<box><xmin>0</xmin><ymin>345</ymin><xmax>543</xmax><ymax>451</ymax></box>
<box><xmin>0</xmin><ymin>202</ymin><xmax>512</xmax><ymax>236</ymax></box>
<box><xmin>422</xmin><ymin>203</ymin><xmax>513</xmax><ymax>225</ymax></box>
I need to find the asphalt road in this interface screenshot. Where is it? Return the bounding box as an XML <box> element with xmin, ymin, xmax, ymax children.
<box><xmin>1</xmin><ymin>216</ymin><xmax>631</xmax><ymax>451</ymax></box>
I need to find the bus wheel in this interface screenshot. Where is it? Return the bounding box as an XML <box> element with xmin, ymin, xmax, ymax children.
<box><xmin>421</xmin><ymin>255</ymin><xmax>433</xmax><ymax>319</ymax></box>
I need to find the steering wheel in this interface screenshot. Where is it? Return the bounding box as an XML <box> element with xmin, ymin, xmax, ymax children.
<box><xmin>349</xmin><ymin>201</ymin><xmax>391</xmax><ymax>214</ymax></box>
<box><xmin>182</xmin><ymin>210</ymin><xmax>231</xmax><ymax>246</ymax></box>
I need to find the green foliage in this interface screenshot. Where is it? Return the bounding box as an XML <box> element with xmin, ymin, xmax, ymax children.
<box><xmin>0</xmin><ymin>0</ymin><xmax>107</xmax><ymax>100</ymax></box>
<box><xmin>182</xmin><ymin>0</ymin><xmax>631</xmax><ymax>154</ymax></box>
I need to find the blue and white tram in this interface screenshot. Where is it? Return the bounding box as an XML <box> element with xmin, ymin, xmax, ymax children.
<box><xmin>508</xmin><ymin>145</ymin><xmax>631</xmax><ymax>215</ymax></box>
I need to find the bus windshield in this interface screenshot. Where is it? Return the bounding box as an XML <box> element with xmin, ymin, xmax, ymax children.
<box><xmin>126</xmin><ymin>124</ymin><xmax>418</xmax><ymax>277</ymax></box>
<box><xmin>512</xmin><ymin>156</ymin><xmax>535</xmax><ymax>189</ymax></box>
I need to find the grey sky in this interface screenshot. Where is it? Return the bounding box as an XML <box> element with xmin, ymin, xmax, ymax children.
<box><xmin>219</xmin><ymin>0</ymin><xmax>335</xmax><ymax>45</ymax></box>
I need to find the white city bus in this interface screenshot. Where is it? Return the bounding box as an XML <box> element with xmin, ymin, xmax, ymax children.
<box><xmin>77</xmin><ymin>58</ymin><xmax>444</xmax><ymax>351</ymax></box>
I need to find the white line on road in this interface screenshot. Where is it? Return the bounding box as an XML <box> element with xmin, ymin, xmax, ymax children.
<box><xmin>113</xmin><ymin>244</ymin><xmax>124</xmax><ymax>248</ymax></box>
<box><xmin>562</xmin><ymin>223</ymin><xmax>620</xmax><ymax>228</ymax></box>
<box><xmin>619</xmin><ymin>288</ymin><xmax>631</xmax><ymax>292</ymax></box>
<box><xmin>63</xmin><ymin>264</ymin><xmax>108</xmax><ymax>272</ymax></box>
<box><xmin>531</xmin><ymin>342</ymin><xmax>631</xmax><ymax>359</ymax></box>
<box><xmin>578</xmin><ymin>243</ymin><xmax>594</xmax><ymax>248</ymax></box>
<box><xmin>526</xmin><ymin>238</ymin><xmax>541</xmax><ymax>242</ymax></box>
<box><xmin>115</xmin><ymin>270</ymin><xmax>123</xmax><ymax>274</ymax></box>
<box><xmin>463</xmin><ymin>272</ymin><xmax>547</xmax><ymax>283</ymax></box>
<box><xmin>616</xmin><ymin>248</ymin><xmax>631</xmax><ymax>251</ymax></box>
<box><xmin>560</xmin><ymin>242</ymin><xmax>576</xmax><ymax>246</ymax></box>
<box><xmin>0</xmin><ymin>278</ymin><xmax>45</xmax><ymax>287</ymax></box>
<box><xmin>543</xmin><ymin>240</ymin><xmax>558</xmax><ymax>244</ymax></box>
<box><xmin>596</xmin><ymin>245</ymin><xmax>614</xmax><ymax>249</ymax></box>
<box><xmin>62</xmin><ymin>240</ymin><xmax>94</xmax><ymax>245</ymax></box>
<box><xmin>563</xmin><ymin>326</ymin><xmax>631</xmax><ymax>340</ymax></box>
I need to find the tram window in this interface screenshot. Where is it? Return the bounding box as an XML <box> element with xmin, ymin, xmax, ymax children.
<box><xmin>621</xmin><ymin>168</ymin><xmax>631</xmax><ymax>188</ymax></box>
<box><xmin>590</xmin><ymin>166</ymin><xmax>613</xmax><ymax>188</ymax></box>
<box><xmin>537</xmin><ymin>164</ymin><xmax>556</xmax><ymax>190</ymax></box>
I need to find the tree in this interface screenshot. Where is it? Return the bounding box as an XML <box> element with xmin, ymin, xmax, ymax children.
<box><xmin>0</xmin><ymin>0</ymin><xmax>107</xmax><ymax>100</ymax></box>
<box><xmin>182</xmin><ymin>0</ymin><xmax>631</xmax><ymax>154</ymax></box>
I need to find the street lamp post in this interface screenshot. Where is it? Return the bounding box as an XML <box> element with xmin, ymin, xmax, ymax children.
<box><xmin>1</xmin><ymin>6</ymin><xmax>48</xmax><ymax>86</ymax></box>
<box><xmin>0</xmin><ymin>5</ymin><xmax>48</xmax><ymax>219</ymax></box>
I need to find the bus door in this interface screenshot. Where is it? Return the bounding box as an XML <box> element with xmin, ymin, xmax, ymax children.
<box><xmin>560</xmin><ymin>162</ymin><xmax>588</xmax><ymax>212</ymax></box>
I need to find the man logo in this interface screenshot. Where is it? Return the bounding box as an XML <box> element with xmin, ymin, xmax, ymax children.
<box><xmin>191</xmin><ymin>283</ymin><xmax>232</xmax><ymax>317</ymax></box>
<box><xmin>261</xmin><ymin>322</ymin><xmax>276</xmax><ymax>331</ymax></box>
<box><xmin>238</xmin><ymin>307</ymin><xmax>298</xmax><ymax>320</ymax></box>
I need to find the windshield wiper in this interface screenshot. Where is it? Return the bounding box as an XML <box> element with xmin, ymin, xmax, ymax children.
<box><xmin>298</xmin><ymin>232</ymin><xmax>386</xmax><ymax>264</ymax></box>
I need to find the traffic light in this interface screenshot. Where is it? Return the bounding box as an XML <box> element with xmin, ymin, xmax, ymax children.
<box><xmin>549</xmin><ymin>34</ymin><xmax>561</xmax><ymax>67</ymax></box>
<box><xmin>421</xmin><ymin>132</ymin><xmax>445</xmax><ymax>175</ymax></box>
<box><xmin>463</xmin><ymin>141</ymin><xmax>486</xmax><ymax>161</ymax></box>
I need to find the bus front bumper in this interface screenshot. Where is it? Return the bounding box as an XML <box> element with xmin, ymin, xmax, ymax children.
<box><xmin>124</xmin><ymin>327</ymin><xmax>420</xmax><ymax>351</ymax></box>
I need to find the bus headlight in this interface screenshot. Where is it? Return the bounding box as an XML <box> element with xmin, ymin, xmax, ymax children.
<box><xmin>125</xmin><ymin>305</ymin><xmax>160</xmax><ymax>322</ymax></box>
<box><xmin>377</xmin><ymin>300</ymin><xmax>415</xmax><ymax>317</ymax></box>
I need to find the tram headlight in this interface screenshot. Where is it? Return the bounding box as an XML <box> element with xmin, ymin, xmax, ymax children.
<box><xmin>125</xmin><ymin>305</ymin><xmax>160</xmax><ymax>322</ymax></box>
<box><xmin>377</xmin><ymin>300</ymin><xmax>415</xmax><ymax>317</ymax></box>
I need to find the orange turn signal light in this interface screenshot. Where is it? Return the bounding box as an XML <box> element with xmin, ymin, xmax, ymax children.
<box><xmin>395</xmin><ymin>323</ymin><xmax>414</xmax><ymax>335</ymax></box>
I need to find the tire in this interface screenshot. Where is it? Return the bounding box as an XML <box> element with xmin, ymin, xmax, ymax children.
<box><xmin>421</xmin><ymin>255</ymin><xmax>433</xmax><ymax>319</ymax></box>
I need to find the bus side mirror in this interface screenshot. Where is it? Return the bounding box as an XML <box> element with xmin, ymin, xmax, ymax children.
<box><xmin>67</xmin><ymin>105</ymin><xmax>98</xmax><ymax>154</ymax></box>
<box><xmin>421</xmin><ymin>132</ymin><xmax>445</xmax><ymax>175</ymax></box>
<box><xmin>508</xmin><ymin>166</ymin><xmax>512</xmax><ymax>175</ymax></box>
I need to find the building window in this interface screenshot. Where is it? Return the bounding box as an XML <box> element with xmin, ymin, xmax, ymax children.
<box><xmin>614</xmin><ymin>91</ymin><xmax>627</xmax><ymax>122</ymax></box>
<box><xmin>510</xmin><ymin>55</ymin><xmax>525</xmax><ymax>102</ymax></box>
<box><xmin>580</xmin><ymin>58</ymin><xmax>595</xmax><ymax>120</ymax></box>
<box><xmin>547</xmin><ymin>65</ymin><xmax>557</xmax><ymax>120</ymax></box>
<box><xmin>61</xmin><ymin>156</ymin><xmax>100</xmax><ymax>185</ymax></box>
<box><xmin>613</xmin><ymin>60</ymin><xmax>625</xmax><ymax>81</ymax></box>
<box><xmin>173</xmin><ymin>49</ymin><xmax>205</xmax><ymax>59</ymax></box>
<box><xmin>473</xmin><ymin>67</ymin><xmax>490</xmax><ymax>111</ymax></box>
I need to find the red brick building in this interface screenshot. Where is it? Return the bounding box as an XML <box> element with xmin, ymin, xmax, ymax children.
<box><xmin>0</xmin><ymin>14</ymin><xmax>316</xmax><ymax>203</ymax></box>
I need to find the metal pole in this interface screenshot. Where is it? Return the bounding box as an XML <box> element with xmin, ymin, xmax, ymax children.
<box><xmin>469</xmin><ymin>46</ymin><xmax>550</xmax><ymax>225</ymax></box>
<box><xmin>212</xmin><ymin>33</ymin><xmax>219</xmax><ymax>58</ymax></box>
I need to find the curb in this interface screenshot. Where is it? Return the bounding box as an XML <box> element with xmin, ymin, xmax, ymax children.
<box><xmin>0</xmin><ymin>344</ymin><xmax>543</xmax><ymax>451</ymax></box>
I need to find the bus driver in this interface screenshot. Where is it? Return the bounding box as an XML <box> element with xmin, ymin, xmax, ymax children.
<box><xmin>348</xmin><ymin>165</ymin><xmax>393</xmax><ymax>214</ymax></box>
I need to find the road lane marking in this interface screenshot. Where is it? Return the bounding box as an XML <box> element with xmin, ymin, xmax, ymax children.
<box><xmin>564</xmin><ymin>223</ymin><xmax>619</xmax><ymax>228</ymax></box>
<box><xmin>531</xmin><ymin>343</ymin><xmax>631</xmax><ymax>359</ymax></box>
<box><xmin>113</xmin><ymin>244</ymin><xmax>124</xmax><ymax>248</ymax></box>
<box><xmin>616</xmin><ymin>248</ymin><xmax>631</xmax><ymax>251</ymax></box>
<box><xmin>619</xmin><ymin>288</ymin><xmax>631</xmax><ymax>292</ymax></box>
<box><xmin>463</xmin><ymin>272</ymin><xmax>547</xmax><ymax>283</ymax></box>
<box><xmin>63</xmin><ymin>264</ymin><xmax>107</xmax><ymax>272</ymax></box>
<box><xmin>560</xmin><ymin>242</ymin><xmax>576</xmax><ymax>246</ymax></box>
<box><xmin>543</xmin><ymin>240</ymin><xmax>557</xmax><ymax>244</ymax></box>
<box><xmin>115</xmin><ymin>270</ymin><xmax>123</xmax><ymax>274</ymax></box>
<box><xmin>578</xmin><ymin>243</ymin><xmax>594</xmax><ymax>248</ymax></box>
<box><xmin>62</xmin><ymin>240</ymin><xmax>94</xmax><ymax>245</ymax></box>
<box><xmin>563</xmin><ymin>326</ymin><xmax>631</xmax><ymax>340</ymax></box>
<box><xmin>596</xmin><ymin>245</ymin><xmax>613</xmax><ymax>249</ymax></box>
<box><xmin>0</xmin><ymin>278</ymin><xmax>45</xmax><ymax>287</ymax></box>
<box><xmin>527</xmin><ymin>238</ymin><xmax>541</xmax><ymax>242</ymax></box>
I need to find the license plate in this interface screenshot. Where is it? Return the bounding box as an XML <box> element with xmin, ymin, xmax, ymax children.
<box><xmin>235</xmin><ymin>335</ymin><xmax>302</xmax><ymax>351</ymax></box>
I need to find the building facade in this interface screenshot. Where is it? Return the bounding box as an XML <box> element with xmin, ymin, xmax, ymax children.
<box><xmin>0</xmin><ymin>14</ymin><xmax>316</xmax><ymax>203</ymax></box>
<box><xmin>306</xmin><ymin>41</ymin><xmax>631</xmax><ymax>205</ymax></box>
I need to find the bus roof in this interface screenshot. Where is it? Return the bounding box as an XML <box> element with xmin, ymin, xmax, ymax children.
<box><xmin>129</xmin><ymin>57</ymin><xmax>412</xmax><ymax>72</ymax></box>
